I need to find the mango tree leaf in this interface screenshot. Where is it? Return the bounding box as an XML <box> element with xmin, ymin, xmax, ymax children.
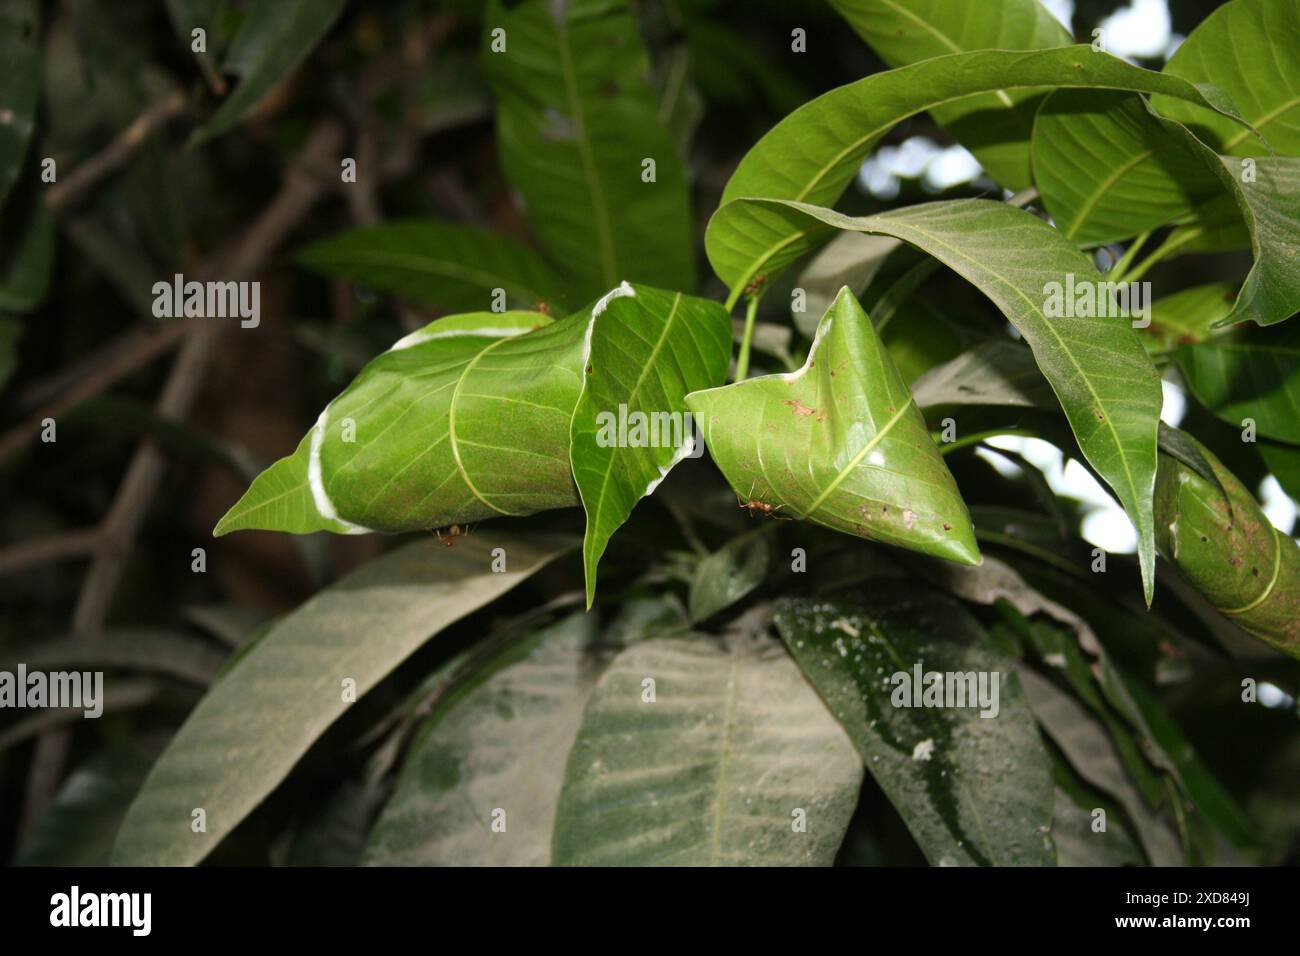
<box><xmin>1032</xmin><ymin>91</ymin><xmax>1224</xmax><ymax>245</ymax></box>
<box><xmin>828</xmin><ymin>0</ymin><xmax>1072</xmax><ymax>190</ymax></box>
<box><xmin>774</xmin><ymin>589</ymin><xmax>1055</xmax><ymax>866</ymax></box>
<box><xmin>1155</xmin><ymin>429</ymin><xmax>1300</xmax><ymax>658</ymax></box>
<box><xmin>570</xmin><ymin>284</ymin><xmax>732</xmax><ymax>605</ymax></box>
<box><xmin>296</xmin><ymin>221</ymin><xmax>571</xmax><ymax>315</ymax></box>
<box><xmin>1153</xmin><ymin>0</ymin><xmax>1300</xmax><ymax>157</ymax></box>
<box><xmin>1176</xmin><ymin>321</ymin><xmax>1300</xmax><ymax>443</ymax></box>
<box><xmin>111</xmin><ymin>533</ymin><xmax>576</xmax><ymax>866</ymax></box>
<box><xmin>551</xmin><ymin>632</ymin><xmax>863</xmax><ymax>866</ymax></box>
<box><xmin>0</xmin><ymin>0</ymin><xmax>39</xmax><ymax>210</ymax></box>
<box><xmin>688</xmin><ymin>525</ymin><xmax>775</xmax><ymax>623</ymax></box>
<box><xmin>484</xmin><ymin>0</ymin><xmax>694</xmax><ymax>300</ymax></box>
<box><xmin>366</xmin><ymin>608</ymin><xmax>674</xmax><ymax>865</ymax></box>
<box><xmin>1147</xmin><ymin>281</ymin><xmax>1237</xmax><ymax>349</ymax></box>
<box><xmin>1148</xmin><ymin>108</ymin><xmax>1300</xmax><ymax>328</ymax></box>
<box><xmin>1016</xmin><ymin>666</ymin><xmax>1183</xmax><ymax>866</ymax></box>
<box><xmin>191</xmin><ymin>0</ymin><xmax>348</xmax><ymax>144</ymax></box>
<box><xmin>708</xmin><ymin>45</ymin><xmax>1247</xmax><ymax>304</ymax></box>
<box><xmin>715</xmin><ymin>199</ymin><xmax>1162</xmax><ymax>601</ymax></box>
<box><xmin>214</xmin><ymin>311</ymin><xmax>583</xmax><ymax>536</ymax></box>
<box><xmin>6</xmin><ymin>629</ymin><xmax>228</xmax><ymax>687</ymax></box>
<box><xmin>1051</xmin><ymin>784</ymin><xmax>1144</xmax><ymax>866</ymax></box>
<box><xmin>686</xmin><ymin>287</ymin><xmax>980</xmax><ymax>566</ymax></box>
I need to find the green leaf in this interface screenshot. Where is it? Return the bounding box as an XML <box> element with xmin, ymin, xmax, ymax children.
<box><xmin>1147</xmin><ymin>281</ymin><xmax>1237</xmax><ymax>349</ymax></box>
<box><xmin>1154</xmin><ymin>0</ymin><xmax>1300</xmax><ymax>157</ymax></box>
<box><xmin>296</xmin><ymin>221</ymin><xmax>571</xmax><ymax>315</ymax></box>
<box><xmin>570</xmin><ymin>285</ymin><xmax>732</xmax><ymax>606</ymax></box>
<box><xmin>1016</xmin><ymin>666</ymin><xmax>1183</xmax><ymax>866</ymax></box>
<box><xmin>111</xmin><ymin>533</ymin><xmax>575</xmax><ymax>865</ymax></box>
<box><xmin>1176</xmin><ymin>321</ymin><xmax>1300</xmax><ymax>443</ymax></box>
<box><xmin>551</xmin><ymin>632</ymin><xmax>862</xmax><ymax>866</ymax></box>
<box><xmin>1155</xmin><ymin>429</ymin><xmax>1300</xmax><ymax>658</ymax></box>
<box><xmin>709</xmin><ymin>45</ymin><xmax>1247</xmax><ymax>303</ymax></box>
<box><xmin>6</xmin><ymin>628</ymin><xmax>228</xmax><ymax>687</ymax></box>
<box><xmin>1032</xmin><ymin>91</ymin><xmax>1224</xmax><ymax>245</ymax></box>
<box><xmin>686</xmin><ymin>287</ymin><xmax>980</xmax><ymax>566</ymax></box>
<box><xmin>1260</xmin><ymin>440</ymin><xmax>1300</xmax><ymax>501</ymax></box>
<box><xmin>0</xmin><ymin>0</ymin><xmax>40</xmax><ymax>211</ymax></box>
<box><xmin>688</xmin><ymin>526</ymin><xmax>775</xmax><ymax>623</ymax></box>
<box><xmin>774</xmin><ymin>588</ymin><xmax>1055</xmax><ymax>866</ymax></box>
<box><xmin>714</xmin><ymin>200</ymin><xmax>1162</xmax><ymax>601</ymax></box>
<box><xmin>1147</xmin><ymin>110</ymin><xmax>1300</xmax><ymax>327</ymax></box>
<box><xmin>484</xmin><ymin>0</ymin><xmax>695</xmax><ymax>299</ymax></box>
<box><xmin>191</xmin><ymin>0</ymin><xmax>348</xmax><ymax>145</ymax></box>
<box><xmin>367</xmin><ymin>610</ymin><xmax>631</xmax><ymax>865</ymax></box>
<box><xmin>214</xmin><ymin>311</ymin><xmax>583</xmax><ymax>536</ymax></box>
<box><xmin>1050</xmin><ymin>784</ymin><xmax>1144</xmax><ymax>866</ymax></box>
<box><xmin>792</xmin><ymin>232</ymin><xmax>901</xmax><ymax>338</ymax></box>
<box><xmin>828</xmin><ymin>0</ymin><xmax>1072</xmax><ymax>190</ymax></box>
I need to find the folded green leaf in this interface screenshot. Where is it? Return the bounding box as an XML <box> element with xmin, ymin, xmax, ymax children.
<box><xmin>687</xmin><ymin>287</ymin><xmax>980</xmax><ymax>566</ymax></box>
<box><xmin>1155</xmin><ymin>430</ymin><xmax>1300</xmax><ymax>657</ymax></box>
<box><xmin>111</xmin><ymin>533</ymin><xmax>576</xmax><ymax>865</ymax></box>
<box><xmin>1154</xmin><ymin>0</ymin><xmax>1300</xmax><ymax>157</ymax></box>
<box><xmin>551</xmin><ymin>633</ymin><xmax>862</xmax><ymax>865</ymax></box>
<box><xmin>1177</xmin><ymin>321</ymin><xmax>1300</xmax><ymax>443</ymax></box>
<box><xmin>775</xmin><ymin>589</ymin><xmax>1055</xmax><ymax>866</ymax></box>
<box><xmin>1032</xmin><ymin>90</ymin><xmax>1224</xmax><ymax>245</ymax></box>
<box><xmin>484</xmin><ymin>0</ymin><xmax>695</xmax><ymax>300</ymax></box>
<box><xmin>191</xmin><ymin>0</ymin><xmax>348</xmax><ymax>144</ymax></box>
<box><xmin>829</xmin><ymin>0</ymin><xmax>1072</xmax><ymax>190</ymax></box>
<box><xmin>214</xmin><ymin>311</ymin><xmax>583</xmax><ymax>536</ymax></box>
<box><xmin>0</xmin><ymin>0</ymin><xmax>39</xmax><ymax>211</ymax></box>
<box><xmin>296</xmin><ymin>221</ymin><xmax>571</xmax><ymax>315</ymax></box>
<box><xmin>713</xmin><ymin>200</ymin><xmax>1161</xmax><ymax>601</ymax></box>
<box><xmin>570</xmin><ymin>284</ymin><xmax>732</xmax><ymax>606</ymax></box>
<box><xmin>710</xmin><ymin>45</ymin><xmax>1247</xmax><ymax>302</ymax></box>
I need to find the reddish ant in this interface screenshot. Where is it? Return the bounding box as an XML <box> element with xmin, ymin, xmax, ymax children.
<box><xmin>737</xmin><ymin>481</ymin><xmax>785</xmax><ymax>518</ymax></box>
<box><xmin>433</xmin><ymin>523</ymin><xmax>473</xmax><ymax>547</ymax></box>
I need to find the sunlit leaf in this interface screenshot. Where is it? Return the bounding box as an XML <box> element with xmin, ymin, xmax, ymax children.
<box><xmin>687</xmin><ymin>287</ymin><xmax>980</xmax><ymax>566</ymax></box>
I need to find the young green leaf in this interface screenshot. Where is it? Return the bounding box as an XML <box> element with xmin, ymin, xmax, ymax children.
<box><xmin>1154</xmin><ymin>429</ymin><xmax>1300</xmax><ymax>658</ymax></box>
<box><xmin>214</xmin><ymin>311</ymin><xmax>583</xmax><ymax>536</ymax></box>
<box><xmin>829</xmin><ymin>0</ymin><xmax>1072</xmax><ymax>190</ymax></box>
<box><xmin>1153</xmin><ymin>0</ymin><xmax>1300</xmax><ymax>157</ymax></box>
<box><xmin>1032</xmin><ymin>91</ymin><xmax>1224</xmax><ymax>245</ymax></box>
<box><xmin>484</xmin><ymin>0</ymin><xmax>694</xmax><ymax>300</ymax></box>
<box><xmin>296</xmin><ymin>221</ymin><xmax>570</xmax><ymax>315</ymax></box>
<box><xmin>0</xmin><ymin>0</ymin><xmax>39</xmax><ymax>211</ymax></box>
<box><xmin>1146</xmin><ymin>281</ymin><xmax>1237</xmax><ymax>349</ymax></box>
<box><xmin>774</xmin><ymin>589</ymin><xmax>1056</xmax><ymax>866</ymax></box>
<box><xmin>570</xmin><ymin>284</ymin><xmax>732</xmax><ymax>606</ymax></box>
<box><xmin>709</xmin><ymin>45</ymin><xmax>1248</xmax><ymax>300</ymax></box>
<box><xmin>686</xmin><ymin>287</ymin><xmax>980</xmax><ymax>566</ymax></box>
<box><xmin>1177</xmin><ymin>321</ymin><xmax>1300</xmax><ymax>443</ymax></box>
<box><xmin>191</xmin><ymin>0</ymin><xmax>348</xmax><ymax>144</ymax></box>
<box><xmin>551</xmin><ymin>633</ymin><xmax>863</xmax><ymax>866</ymax></box>
<box><xmin>712</xmin><ymin>200</ymin><xmax>1162</xmax><ymax>602</ymax></box>
<box><xmin>111</xmin><ymin>533</ymin><xmax>576</xmax><ymax>866</ymax></box>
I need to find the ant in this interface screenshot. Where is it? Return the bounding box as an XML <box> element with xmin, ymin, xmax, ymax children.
<box><xmin>737</xmin><ymin>481</ymin><xmax>785</xmax><ymax>518</ymax></box>
<box><xmin>433</xmin><ymin>523</ymin><xmax>473</xmax><ymax>547</ymax></box>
